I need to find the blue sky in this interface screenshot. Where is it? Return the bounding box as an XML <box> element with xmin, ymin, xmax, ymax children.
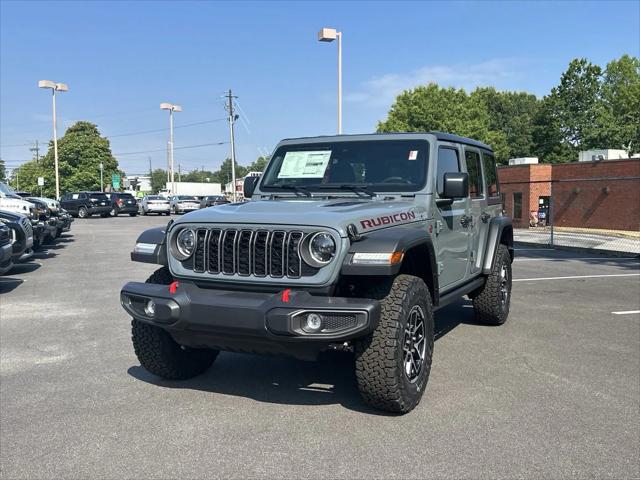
<box><xmin>1</xmin><ymin>0</ymin><xmax>638</xmax><ymax>176</ymax></box>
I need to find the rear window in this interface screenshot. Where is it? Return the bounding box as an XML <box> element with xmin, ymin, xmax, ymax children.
<box><xmin>147</xmin><ymin>196</ymin><xmax>161</xmax><ymax>200</ymax></box>
<box><xmin>90</xmin><ymin>193</ymin><xmax>108</xmax><ymax>200</ymax></box>
<box><xmin>119</xmin><ymin>193</ymin><xmax>135</xmax><ymax>199</ymax></box>
<box><xmin>177</xmin><ymin>196</ymin><xmax>196</xmax><ymax>200</ymax></box>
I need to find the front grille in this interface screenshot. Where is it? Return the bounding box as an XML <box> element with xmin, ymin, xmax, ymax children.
<box><xmin>0</xmin><ymin>227</ymin><xmax>10</xmax><ymax>246</ymax></box>
<box><xmin>20</xmin><ymin>218</ymin><xmax>33</xmax><ymax>237</ymax></box>
<box><xmin>185</xmin><ymin>228</ymin><xmax>319</xmax><ymax>279</ymax></box>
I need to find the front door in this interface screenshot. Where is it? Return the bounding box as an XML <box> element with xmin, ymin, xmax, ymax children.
<box><xmin>434</xmin><ymin>142</ymin><xmax>470</xmax><ymax>289</ymax></box>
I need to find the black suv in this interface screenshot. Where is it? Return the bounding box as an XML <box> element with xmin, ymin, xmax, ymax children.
<box><xmin>105</xmin><ymin>192</ymin><xmax>139</xmax><ymax>217</ymax></box>
<box><xmin>200</xmin><ymin>195</ymin><xmax>230</xmax><ymax>208</ymax></box>
<box><xmin>60</xmin><ymin>192</ymin><xmax>111</xmax><ymax>218</ymax></box>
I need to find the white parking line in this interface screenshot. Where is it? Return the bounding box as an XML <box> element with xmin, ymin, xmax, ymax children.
<box><xmin>611</xmin><ymin>310</ymin><xmax>640</xmax><ymax>315</ymax></box>
<box><xmin>513</xmin><ymin>273</ymin><xmax>640</xmax><ymax>282</ymax></box>
<box><xmin>515</xmin><ymin>257</ymin><xmax>640</xmax><ymax>262</ymax></box>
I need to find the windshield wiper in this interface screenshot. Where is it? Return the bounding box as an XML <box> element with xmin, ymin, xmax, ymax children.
<box><xmin>313</xmin><ymin>184</ymin><xmax>376</xmax><ymax>198</ymax></box>
<box><xmin>269</xmin><ymin>184</ymin><xmax>312</xmax><ymax>197</ymax></box>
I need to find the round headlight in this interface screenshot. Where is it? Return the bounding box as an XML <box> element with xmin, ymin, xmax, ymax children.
<box><xmin>309</xmin><ymin>232</ymin><xmax>336</xmax><ymax>265</ymax></box>
<box><xmin>175</xmin><ymin>228</ymin><xmax>195</xmax><ymax>259</ymax></box>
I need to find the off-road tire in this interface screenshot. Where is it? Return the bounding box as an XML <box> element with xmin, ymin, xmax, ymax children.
<box><xmin>78</xmin><ymin>207</ymin><xmax>88</xmax><ymax>218</ymax></box>
<box><xmin>355</xmin><ymin>274</ymin><xmax>434</xmax><ymax>414</ymax></box>
<box><xmin>472</xmin><ymin>244</ymin><xmax>512</xmax><ymax>325</ymax></box>
<box><xmin>131</xmin><ymin>267</ymin><xmax>219</xmax><ymax>380</ymax></box>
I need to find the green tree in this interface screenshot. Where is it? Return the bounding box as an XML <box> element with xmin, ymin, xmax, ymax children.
<box><xmin>471</xmin><ymin>87</ymin><xmax>540</xmax><ymax>159</ymax></box>
<box><xmin>27</xmin><ymin>121</ymin><xmax>119</xmax><ymax>197</ymax></box>
<box><xmin>377</xmin><ymin>83</ymin><xmax>509</xmax><ymax>163</ymax></box>
<box><xmin>150</xmin><ymin>168</ymin><xmax>168</xmax><ymax>193</ymax></box>
<box><xmin>547</xmin><ymin>58</ymin><xmax>603</xmax><ymax>149</ymax></box>
<box><xmin>0</xmin><ymin>158</ymin><xmax>6</xmax><ymax>182</ymax></box>
<box><xmin>247</xmin><ymin>156</ymin><xmax>269</xmax><ymax>173</ymax></box>
<box><xmin>600</xmin><ymin>54</ymin><xmax>640</xmax><ymax>153</ymax></box>
<box><xmin>214</xmin><ymin>158</ymin><xmax>248</xmax><ymax>185</ymax></box>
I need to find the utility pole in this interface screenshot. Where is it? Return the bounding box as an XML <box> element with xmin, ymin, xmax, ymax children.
<box><xmin>30</xmin><ymin>140</ymin><xmax>40</xmax><ymax>165</ymax></box>
<box><xmin>99</xmin><ymin>162</ymin><xmax>104</xmax><ymax>192</ymax></box>
<box><xmin>225</xmin><ymin>89</ymin><xmax>238</xmax><ymax>202</ymax></box>
<box><xmin>178</xmin><ymin>164</ymin><xmax>182</xmax><ymax>182</ymax></box>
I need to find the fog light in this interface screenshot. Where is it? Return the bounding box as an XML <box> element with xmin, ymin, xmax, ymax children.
<box><xmin>144</xmin><ymin>300</ymin><xmax>156</xmax><ymax>317</ymax></box>
<box><xmin>304</xmin><ymin>313</ymin><xmax>323</xmax><ymax>333</ymax></box>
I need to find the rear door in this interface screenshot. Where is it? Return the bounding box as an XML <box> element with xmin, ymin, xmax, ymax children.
<box><xmin>462</xmin><ymin>147</ymin><xmax>485</xmax><ymax>275</ymax></box>
<box><xmin>434</xmin><ymin>142</ymin><xmax>470</xmax><ymax>289</ymax></box>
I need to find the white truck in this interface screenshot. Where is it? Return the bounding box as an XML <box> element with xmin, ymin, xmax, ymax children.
<box><xmin>161</xmin><ymin>182</ymin><xmax>222</xmax><ymax>198</ymax></box>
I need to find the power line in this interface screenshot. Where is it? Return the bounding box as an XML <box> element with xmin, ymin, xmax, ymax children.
<box><xmin>114</xmin><ymin>141</ymin><xmax>228</xmax><ymax>156</ymax></box>
<box><xmin>105</xmin><ymin>118</ymin><xmax>227</xmax><ymax>139</ymax></box>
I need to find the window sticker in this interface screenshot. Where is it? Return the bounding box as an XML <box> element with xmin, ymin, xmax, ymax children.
<box><xmin>278</xmin><ymin>150</ymin><xmax>332</xmax><ymax>178</ymax></box>
<box><xmin>408</xmin><ymin>150</ymin><xmax>418</xmax><ymax>161</ymax></box>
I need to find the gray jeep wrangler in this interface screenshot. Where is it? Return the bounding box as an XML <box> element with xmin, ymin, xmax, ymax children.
<box><xmin>121</xmin><ymin>132</ymin><xmax>513</xmax><ymax>413</ymax></box>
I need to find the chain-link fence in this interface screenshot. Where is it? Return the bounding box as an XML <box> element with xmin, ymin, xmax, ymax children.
<box><xmin>501</xmin><ymin>175</ymin><xmax>640</xmax><ymax>255</ymax></box>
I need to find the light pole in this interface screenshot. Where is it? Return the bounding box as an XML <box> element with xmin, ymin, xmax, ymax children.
<box><xmin>99</xmin><ymin>162</ymin><xmax>104</xmax><ymax>191</ymax></box>
<box><xmin>318</xmin><ymin>27</ymin><xmax>342</xmax><ymax>134</ymax></box>
<box><xmin>160</xmin><ymin>102</ymin><xmax>182</xmax><ymax>195</ymax></box>
<box><xmin>38</xmin><ymin>80</ymin><xmax>68</xmax><ymax>199</ymax></box>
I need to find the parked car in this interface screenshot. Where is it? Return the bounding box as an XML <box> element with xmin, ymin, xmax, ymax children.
<box><xmin>105</xmin><ymin>192</ymin><xmax>139</xmax><ymax>217</ymax></box>
<box><xmin>0</xmin><ymin>182</ymin><xmax>38</xmax><ymax>219</ymax></box>
<box><xmin>25</xmin><ymin>198</ymin><xmax>56</xmax><ymax>248</ymax></box>
<box><xmin>26</xmin><ymin>197</ymin><xmax>72</xmax><ymax>237</ymax></box>
<box><xmin>0</xmin><ymin>210</ymin><xmax>34</xmax><ymax>263</ymax></box>
<box><xmin>0</xmin><ymin>223</ymin><xmax>13</xmax><ymax>275</ymax></box>
<box><xmin>200</xmin><ymin>195</ymin><xmax>230</xmax><ymax>208</ymax></box>
<box><xmin>169</xmin><ymin>195</ymin><xmax>200</xmax><ymax>214</ymax></box>
<box><xmin>60</xmin><ymin>192</ymin><xmax>112</xmax><ymax>218</ymax></box>
<box><xmin>121</xmin><ymin>131</ymin><xmax>513</xmax><ymax>414</ymax></box>
<box><xmin>140</xmin><ymin>195</ymin><xmax>170</xmax><ymax>215</ymax></box>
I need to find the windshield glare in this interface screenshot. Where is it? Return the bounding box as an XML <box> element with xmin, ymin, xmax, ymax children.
<box><xmin>260</xmin><ymin>140</ymin><xmax>429</xmax><ymax>193</ymax></box>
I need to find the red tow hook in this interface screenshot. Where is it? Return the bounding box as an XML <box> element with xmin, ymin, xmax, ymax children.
<box><xmin>169</xmin><ymin>281</ymin><xmax>180</xmax><ymax>294</ymax></box>
<box><xmin>281</xmin><ymin>288</ymin><xmax>291</xmax><ymax>303</ymax></box>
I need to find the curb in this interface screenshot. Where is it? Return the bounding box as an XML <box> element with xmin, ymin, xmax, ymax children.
<box><xmin>514</xmin><ymin>241</ymin><xmax>640</xmax><ymax>258</ymax></box>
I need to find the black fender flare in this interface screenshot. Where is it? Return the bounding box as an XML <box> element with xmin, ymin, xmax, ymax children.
<box><xmin>341</xmin><ymin>226</ymin><xmax>439</xmax><ymax>302</ymax></box>
<box><xmin>130</xmin><ymin>226</ymin><xmax>168</xmax><ymax>265</ymax></box>
<box><xmin>482</xmin><ymin>216</ymin><xmax>514</xmax><ymax>274</ymax></box>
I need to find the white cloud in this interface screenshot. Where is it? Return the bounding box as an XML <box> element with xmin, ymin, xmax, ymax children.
<box><xmin>345</xmin><ymin>58</ymin><xmax>523</xmax><ymax>107</ymax></box>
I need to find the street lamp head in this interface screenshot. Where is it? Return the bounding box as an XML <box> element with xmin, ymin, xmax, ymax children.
<box><xmin>318</xmin><ymin>27</ymin><xmax>338</xmax><ymax>42</ymax></box>
<box><xmin>55</xmin><ymin>83</ymin><xmax>69</xmax><ymax>92</ymax></box>
<box><xmin>160</xmin><ymin>102</ymin><xmax>182</xmax><ymax>112</ymax></box>
<box><xmin>38</xmin><ymin>80</ymin><xmax>56</xmax><ymax>89</ymax></box>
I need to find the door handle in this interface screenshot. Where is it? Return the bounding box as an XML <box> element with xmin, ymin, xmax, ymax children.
<box><xmin>480</xmin><ymin>212</ymin><xmax>491</xmax><ymax>223</ymax></box>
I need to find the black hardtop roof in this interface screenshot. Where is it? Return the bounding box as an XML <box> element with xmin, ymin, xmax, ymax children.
<box><xmin>279</xmin><ymin>132</ymin><xmax>493</xmax><ymax>151</ymax></box>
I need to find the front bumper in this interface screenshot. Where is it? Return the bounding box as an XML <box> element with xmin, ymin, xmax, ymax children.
<box><xmin>121</xmin><ymin>281</ymin><xmax>380</xmax><ymax>359</ymax></box>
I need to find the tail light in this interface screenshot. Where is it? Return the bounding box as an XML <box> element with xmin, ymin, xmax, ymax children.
<box><xmin>117</xmin><ymin>199</ymin><xmax>124</xmax><ymax>206</ymax></box>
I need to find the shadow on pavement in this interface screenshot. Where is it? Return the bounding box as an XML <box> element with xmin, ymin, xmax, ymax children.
<box><xmin>127</xmin><ymin>299</ymin><xmax>481</xmax><ymax>414</ymax></box>
<box><xmin>7</xmin><ymin>262</ymin><xmax>41</xmax><ymax>274</ymax></box>
<box><xmin>0</xmin><ymin>277</ymin><xmax>24</xmax><ymax>294</ymax></box>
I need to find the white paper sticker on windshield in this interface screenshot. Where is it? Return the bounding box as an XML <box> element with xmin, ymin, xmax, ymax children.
<box><xmin>408</xmin><ymin>150</ymin><xmax>418</xmax><ymax>160</ymax></box>
<box><xmin>278</xmin><ymin>150</ymin><xmax>332</xmax><ymax>178</ymax></box>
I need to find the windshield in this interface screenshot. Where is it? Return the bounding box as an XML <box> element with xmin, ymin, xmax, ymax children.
<box><xmin>0</xmin><ymin>182</ymin><xmax>17</xmax><ymax>196</ymax></box>
<box><xmin>260</xmin><ymin>139</ymin><xmax>429</xmax><ymax>193</ymax></box>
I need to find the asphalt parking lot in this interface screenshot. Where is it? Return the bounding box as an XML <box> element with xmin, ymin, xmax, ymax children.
<box><xmin>1</xmin><ymin>215</ymin><xmax>639</xmax><ymax>479</ymax></box>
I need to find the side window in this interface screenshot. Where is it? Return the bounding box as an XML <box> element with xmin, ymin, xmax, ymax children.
<box><xmin>513</xmin><ymin>192</ymin><xmax>522</xmax><ymax>219</ymax></box>
<box><xmin>61</xmin><ymin>194</ymin><xmax>70</xmax><ymax>201</ymax></box>
<box><xmin>482</xmin><ymin>152</ymin><xmax>499</xmax><ymax>197</ymax></box>
<box><xmin>72</xmin><ymin>193</ymin><xmax>80</xmax><ymax>200</ymax></box>
<box><xmin>436</xmin><ymin>147</ymin><xmax>461</xmax><ymax>195</ymax></box>
<box><xmin>464</xmin><ymin>150</ymin><xmax>483</xmax><ymax>198</ymax></box>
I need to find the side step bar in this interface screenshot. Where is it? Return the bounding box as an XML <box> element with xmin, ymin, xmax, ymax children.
<box><xmin>434</xmin><ymin>276</ymin><xmax>485</xmax><ymax>311</ymax></box>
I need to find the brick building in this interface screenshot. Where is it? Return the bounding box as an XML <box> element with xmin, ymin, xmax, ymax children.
<box><xmin>498</xmin><ymin>159</ymin><xmax>640</xmax><ymax>231</ymax></box>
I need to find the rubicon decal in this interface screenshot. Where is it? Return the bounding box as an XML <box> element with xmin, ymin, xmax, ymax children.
<box><xmin>360</xmin><ymin>211</ymin><xmax>416</xmax><ymax>229</ymax></box>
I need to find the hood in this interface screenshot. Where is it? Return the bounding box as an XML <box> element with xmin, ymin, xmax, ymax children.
<box><xmin>29</xmin><ymin>197</ymin><xmax>59</xmax><ymax>211</ymax></box>
<box><xmin>0</xmin><ymin>196</ymin><xmax>35</xmax><ymax>216</ymax></box>
<box><xmin>174</xmin><ymin>196</ymin><xmax>429</xmax><ymax>237</ymax></box>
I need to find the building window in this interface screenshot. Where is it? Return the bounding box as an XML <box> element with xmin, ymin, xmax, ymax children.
<box><xmin>513</xmin><ymin>192</ymin><xmax>522</xmax><ymax>219</ymax></box>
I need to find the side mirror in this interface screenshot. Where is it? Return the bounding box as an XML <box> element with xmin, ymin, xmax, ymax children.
<box><xmin>243</xmin><ymin>175</ymin><xmax>260</xmax><ymax>199</ymax></box>
<box><xmin>442</xmin><ymin>172</ymin><xmax>468</xmax><ymax>199</ymax></box>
